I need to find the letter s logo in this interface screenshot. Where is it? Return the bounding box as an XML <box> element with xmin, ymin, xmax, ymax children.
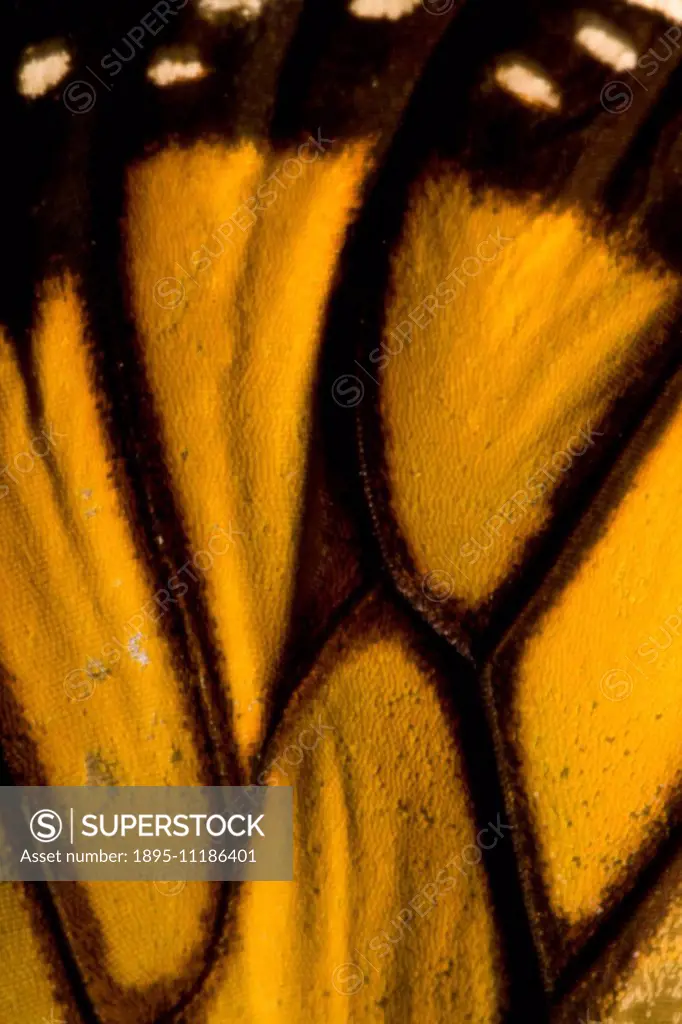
<box><xmin>30</xmin><ymin>809</ymin><xmax>63</xmax><ymax>843</ymax></box>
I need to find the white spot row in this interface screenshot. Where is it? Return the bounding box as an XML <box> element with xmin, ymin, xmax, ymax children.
<box><xmin>16</xmin><ymin>0</ymin><xmax>425</xmax><ymax>99</ymax></box>
<box><xmin>202</xmin><ymin>0</ymin><xmax>682</xmax><ymax>21</ymax></box>
<box><xmin>493</xmin><ymin>9</ymin><xmax>651</xmax><ymax>111</ymax></box>
<box><xmin>349</xmin><ymin>0</ymin><xmax>421</xmax><ymax>18</ymax></box>
<box><xmin>17</xmin><ymin>42</ymin><xmax>210</xmax><ymax>98</ymax></box>
<box><xmin>15</xmin><ymin>0</ymin><xmax>682</xmax><ymax>102</ymax></box>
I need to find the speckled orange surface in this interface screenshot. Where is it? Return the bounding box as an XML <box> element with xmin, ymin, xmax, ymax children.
<box><xmin>1</xmin><ymin>2</ymin><xmax>682</xmax><ymax>1021</ymax></box>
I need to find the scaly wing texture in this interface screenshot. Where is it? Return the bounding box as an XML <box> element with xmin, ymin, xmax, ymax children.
<box><xmin>0</xmin><ymin>0</ymin><xmax>681</xmax><ymax>1022</ymax></box>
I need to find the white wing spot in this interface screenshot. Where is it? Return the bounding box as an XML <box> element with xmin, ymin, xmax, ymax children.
<box><xmin>198</xmin><ymin>0</ymin><xmax>263</xmax><ymax>20</ymax></box>
<box><xmin>147</xmin><ymin>53</ymin><xmax>209</xmax><ymax>87</ymax></box>
<box><xmin>350</xmin><ymin>0</ymin><xmax>421</xmax><ymax>17</ymax></box>
<box><xmin>575</xmin><ymin>14</ymin><xmax>638</xmax><ymax>71</ymax></box>
<box><xmin>627</xmin><ymin>0</ymin><xmax>682</xmax><ymax>21</ymax></box>
<box><xmin>128</xmin><ymin>633</ymin><xmax>150</xmax><ymax>667</ymax></box>
<box><xmin>494</xmin><ymin>59</ymin><xmax>561</xmax><ymax>111</ymax></box>
<box><xmin>18</xmin><ymin>45</ymin><xmax>71</xmax><ymax>98</ymax></box>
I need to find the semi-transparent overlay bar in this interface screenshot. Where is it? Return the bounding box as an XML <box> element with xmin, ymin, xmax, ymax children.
<box><xmin>0</xmin><ymin>786</ymin><xmax>292</xmax><ymax>881</ymax></box>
